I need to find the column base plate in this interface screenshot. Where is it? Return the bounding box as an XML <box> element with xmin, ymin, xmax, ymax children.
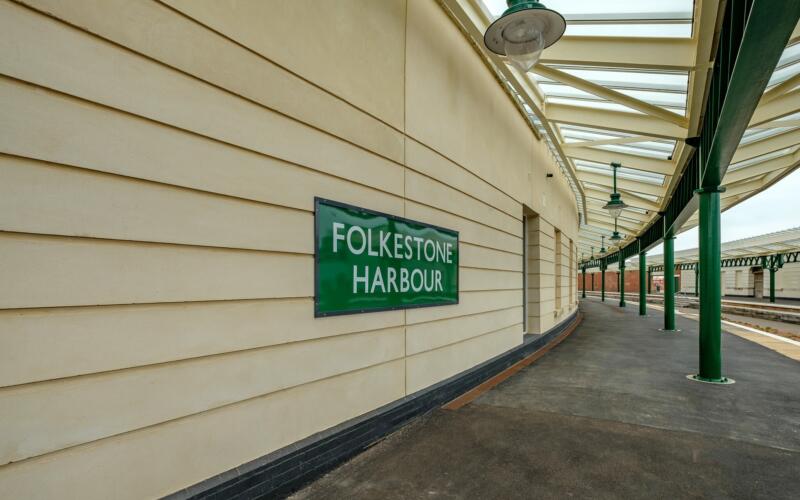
<box><xmin>686</xmin><ymin>374</ymin><xmax>735</xmax><ymax>384</ymax></box>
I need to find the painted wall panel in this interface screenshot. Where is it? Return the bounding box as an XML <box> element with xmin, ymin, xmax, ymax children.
<box><xmin>405</xmin><ymin>0</ymin><xmax>532</xmax><ymax>204</ymax></box>
<box><xmin>406</xmin><ymin>325</ymin><xmax>522</xmax><ymax>394</ymax></box>
<box><xmin>405</xmin><ymin>139</ymin><xmax>521</xmax><ymax>219</ymax></box>
<box><xmin>405</xmin><ymin>169</ymin><xmax>521</xmax><ymax>236</ymax></box>
<box><xmin>0</xmin><ymin>328</ymin><xmax>404</xmax><ymax>464</ymax></box>
<box><xmin>461</xmin><ymin>244</ymin><xmax>523</xmax><ymax>272</ymax></box>
<box><xmin>0</xmin><ymin>361</ymin><xmax>405</xmax><ymax>500</ymax></box>
<box><xmin>461</xmin><ymin>268</ymin><xmax>521</xmax><ymax>292</ymax></box>
<box><xmin>0</xmin><ymin>5</ymin><xmax>404</xmax><ymax>198</ymax></box>
<box><xmin>405</xmin><ymin>201</ymin><xmax>523</xmax><ymax>255</ymax></box>
<box><xmin>0</xmin><ymin>233</ymin><xmax>311</xmax><ymax>309</ymax></box>
<box><xmin>0</xmin><ymin>156</ymin><xmax>312</xmax><ymax>254</ymax></box>
<box><xmin>406</xmin><ymin>289</ymin><xmax>524</xmax><ymax>325</ymax></box>
<box><xmin>0</xmin><ymin>0</ymin><xmax>580</xmax><ymax>496</ymax></box>
<box><xmin>406</xmin><ymin>306</ymin><xmax>523</xmax><ymax>355</ymax></box>
<box><xmin>162</xmin><ymin>0</ymin><xmax>407</xmax><ymax>130</ymax></box>
<box><xmin>15</xmin><ymin>0</ymin><xmax>405</xmax><ymax>162</ymax></box>
<box><xmin>0</xmin><ymin>299</ymin><xmax>403</xmax><ymax>388</ymax></box>
<box><xmin>0</xmin><ymin>79</ymin><xmax>405</xmax><ymax>214</ymax></box>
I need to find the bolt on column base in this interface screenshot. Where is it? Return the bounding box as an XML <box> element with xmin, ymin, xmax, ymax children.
<box><xmin>686</xmin><ymin>374</ymin><xmax>735</xmax><ymax>385</ymax></box>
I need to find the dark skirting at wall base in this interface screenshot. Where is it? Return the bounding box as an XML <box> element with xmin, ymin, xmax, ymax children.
<box><xmin>165</xmin><ymin>310</ymin><xmax>579</xmax><ymax>500</ymax></box>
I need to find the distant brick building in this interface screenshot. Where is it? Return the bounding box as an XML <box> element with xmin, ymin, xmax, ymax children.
<box><xmin>578</xmin><ymin>269</ymin><xmax>686</xmax><ymax>295</ymax></box>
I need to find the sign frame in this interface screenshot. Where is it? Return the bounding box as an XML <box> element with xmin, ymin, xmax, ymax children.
<box><xmin>314</xmin><ymin>197</ymin><xmax>459</xmax><ymax>317</ymax></box>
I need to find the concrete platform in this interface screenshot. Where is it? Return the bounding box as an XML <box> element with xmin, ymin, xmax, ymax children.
<box><xmin>722</xmin><ymin>296</ymin><xmax>800</xmax><ymax>307</ymax></box>
<box><xmin>292</xmin><ymin>299</ymin><xmax>800</xmax><ymax>499</ymax></box>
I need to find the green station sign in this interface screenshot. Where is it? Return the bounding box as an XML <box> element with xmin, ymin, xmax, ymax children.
<box><xmin>315</xmin><ymin>198</ymin><xmax>459</xmax><ymax>316</ymax></box>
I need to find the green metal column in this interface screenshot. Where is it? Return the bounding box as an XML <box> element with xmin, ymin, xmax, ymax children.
<box><xmin>769</xmin><ymin>267</ymin><xmax>776</xmax><ymax>303</ymax></box>
<box><xmin>619</xmin><ymin>261</ymin><xmax>626</xmax><ymax>307</ymax></box>
<box><xmin>688</xmin><ymin>0</ymin><xmax>800</xmax><ymax>382</ymax></box>
<box><xmin>696</xmin><ymin>187</ymin><xmax>724</xmax><ymax>381</ymax></box>
<box><xmin>639</xmin><ymin>252</ymin><xmax>646</xmax><ymax>315</ymax></box>
<box><xmin>694</xmin><ymin>264</ymin><xmax>699</xmax><ymax>297</ymax></box>
<box><xmin>647</xmin><ymin>268</ymin><xmax>652</xmax><ymax>294</ymax></box>
<box><xmin>766</xmin><ymin>255</ymin><xmax>783</xmax><ymax>303</ymax></box>
<box><xmin>663</xmin><ymin>234</ymin><xmax>676</xmax><ymax>331</ymax></box>
<box><xmin>601</xmin><ymin>263</ymin><xmax>606</xmax><ymax>302</ymax></box>
<box><xmin>582</xmin><ymin>268</ymin><xmax>586</xmax><ymax>298</ymax></box>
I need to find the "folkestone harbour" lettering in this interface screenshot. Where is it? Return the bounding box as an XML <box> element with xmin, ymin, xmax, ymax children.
<box><xmin>332</xmin><ymin>222</ymin><xmax>454</xmax><ymax>294</ymax></box>
<box><xmin>315</xmin><ymin>198</ymin><xmax>459</xmax><ymax>316</ymax></box>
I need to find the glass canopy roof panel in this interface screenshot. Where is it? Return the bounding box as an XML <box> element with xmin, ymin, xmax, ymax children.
<box><xmin>539</xmin><ymin>81</ymin><xmax>688</xmax><ymax>115</ymax></box>
<box><xmin>583</xmin><ymin>182</ymin><xmax>613</xmax><ymax>195</ymax></box>
<box><xmin>548</xmin><ymin>97</ymin><xmax>645</xmax><ymax>114</ymax></box>
<box><xmin>470</xmin><ymin>0</ymin><xmax>704</xmax><ymax>237</ymax></box>
<box><xmin>620</xmin><ymin>205</ymin><xmax>649</xmax><ymax>215</ymax></box>
<box><xmin>564</xmin><ymin>24</ymin><xmax>691</xmax><ymax>38</ymax></box>
<box><xmin>740</xmin><ymin>125</ymin><xmax>800</xmax><ymax>146</ymax></box>
<box><xmin>621</xmin><ymin>140</ymin><xmax>677</xmax><ymax>153</ymax></box>
<box><xmin>482</xmin><ymin>0</ymin><xmax>694</xmax><ymax>37</ymax></box>
<box><xmin>773</xmin><ymin>111</ymin><xmax>800</xmax><ymax>123</ymax></box>
<box><xmin>617</xmin><ymin>214</ymin><xmax>646</xmax><ymax>225</ymax></box>
<box><xmin>777</xmin><ymin>43</ymin><xmax>800</xmax><ymax>68</ymax></box>
<box><xmin>615</xmin><ymin>89</ymin><xmax>687</xmax><ymax>112</ymax></box>
<box><xmin>540</xmin><ymin>65</ymin><xmax>689</xmax><ymax>115</ymax></box>
<box><xmin>765</xmin><ymin>44</ymin><xmax>800</xmax><ymax>88</ymax></box>
<box><xmin>542</xmin><ymin>67</ymin><xmax>689</xmax><ymax>93</ymax></box>
<box><xmin>482</xmin><ymin>0</ymin><xmax>693</xmax><ymax>18</ymax></box>
<box><xmin>559</xmin><ymin>124</ymin><xmax>677</xmax><ymax>164</ymax></box>
<box><xmin>764</xmin><ymin>243</ymin><xmax>794</xmax><ymax>251</ymax></box>
<box><xmin>560</xmin><ymin>67</ymin><xmax>686</xmax><ymax>93</ymax></box>
<box><xmin>727</xmin><ymin>147</ymin><xmax>798</xmax><ymax>172</ymax></box>
<box><xmin>581</xmin><ymin>224</ymin><xmax>614</xmax><ymax>236</ymax></box>
<box><xmin>538</xmin><ymin>83</ymin><xmax>601</xmax><ymax>100</ymax></box>
<box><xmin>593</xmin><ymin>143</ymin><xmax>673</xmax><ymax>160</ymax></box>
<box><xmin>767</xmin><ymin>60</ymin><xmax>800</xmax><ymax>88</ymax></box>
<box><xmin>575</xmin><ymin>159</ymin><xmax>666</xmax><ymax>185</ymax></box>
<box><xmin>558</xmin><ymin>124</ymin><xmax>635</xmax><ymax>142</ymax></box>
<box><xmin>621</xmin><ymin>191</ymin><xmax>660</xmax><ymax>202</ymax></box>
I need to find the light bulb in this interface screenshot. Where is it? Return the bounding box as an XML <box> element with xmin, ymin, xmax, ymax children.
<box><xmin>609</xmin><ymin>207</ymin><xmax>623</xmax><ymax>219</ymax></box>
<box><xmin>502</xmin><ymin>18</ymin><xmax>544</xmax><ymax>72</ymax></box>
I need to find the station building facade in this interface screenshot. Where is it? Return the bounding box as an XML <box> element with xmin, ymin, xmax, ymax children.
<box><xmin>578</xmin><ymin>227</ymin><xmax>800</xmax><ymax>301</ymax></box>
<box><xmin>580</xmin><ymin>265</ymin><xmax>800</xmax><ymax>300</ymax></box>
<box><xmin>0</xmin><ymin>1</ymin><xmax>579</xmax><ymax>498</ymax></box>
<box><xmin>717</xmin><ymin>265</ymin><xmax>800</xmax><ymax>300</ymax></box>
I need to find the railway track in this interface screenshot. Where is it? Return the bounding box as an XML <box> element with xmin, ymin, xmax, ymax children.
<box><xmin>582</xmin><ymin>291</ymin><xmax>800</xmax><ymax>325</ymax></box>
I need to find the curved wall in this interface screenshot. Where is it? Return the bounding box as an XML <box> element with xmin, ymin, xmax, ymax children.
<box><xmin>0</xmin><ymin>0</ymin><xmax>579</xmax><ymax>497</ymax></box>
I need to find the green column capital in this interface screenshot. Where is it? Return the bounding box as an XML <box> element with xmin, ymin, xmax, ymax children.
<box><xmin>693</xmin><ymin>186</ymin><xmax>727</xmax><ymax>195</ymax></box>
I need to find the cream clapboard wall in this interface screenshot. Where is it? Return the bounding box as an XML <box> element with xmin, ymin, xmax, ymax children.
<box><xmin>0</xmin><ymin>0</ymin><xmax>579</xmax><ymax>497</ymax></box>
<box><xmin>719</xmin><ymin>264</ymin><xmax>800</xmax><ymax>299</ymax></box>
<box><xmin>769</xmin><ymin>264</ymin><xmax>800</xmax><ymax>298</ymax></box>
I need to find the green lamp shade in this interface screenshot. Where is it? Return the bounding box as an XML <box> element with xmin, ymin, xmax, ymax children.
<box><xmin>603</xmin><ymin>193</ymin><xmax>628</xmax><ymax>218</ymax></box>
<box><xmin>484</xmin><ymin>1</ymin><xmax>566</xmax><ymax>72</ymax></box>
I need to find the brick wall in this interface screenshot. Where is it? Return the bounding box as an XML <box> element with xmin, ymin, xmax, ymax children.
<box><xmin>578</xmin><ymin>270</ymin><xmax>646</xmax><ymax>294</ymax></box>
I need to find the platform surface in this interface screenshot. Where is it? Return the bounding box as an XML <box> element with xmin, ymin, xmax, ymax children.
<box><xmin>292</xmin><ymin>299</ymin><xmax>800</xmax><ymax>499</ymax></box>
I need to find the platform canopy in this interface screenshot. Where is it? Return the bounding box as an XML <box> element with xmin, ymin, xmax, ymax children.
<box><xmin>441</xmin><ymin>0</ymin><xmax>800</xmax><ymax>257</ymax></box>
<box><xmin>645</xmin><ymin>227</ymin><xmax>800</xmax><ymax>267</ymax></box>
